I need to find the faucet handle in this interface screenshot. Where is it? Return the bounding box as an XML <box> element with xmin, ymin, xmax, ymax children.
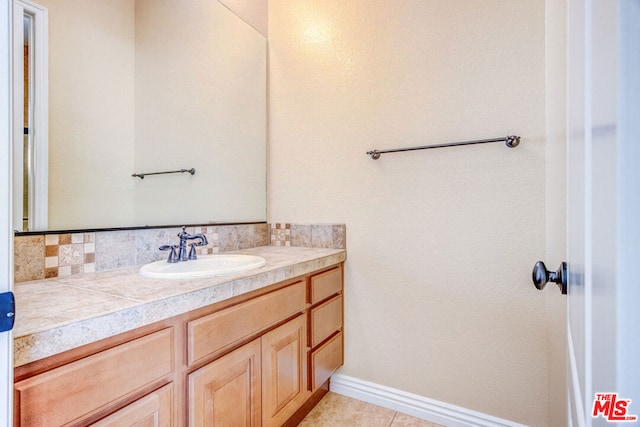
<box><xmin>159</xmin><ymin>245</ymin><xmax>179</xmax><ymax>263</ymax></box>
<box><xmin>188</xmin><ymin>243</ymin><xmax>199</xmax><ymax>260</ymax></box>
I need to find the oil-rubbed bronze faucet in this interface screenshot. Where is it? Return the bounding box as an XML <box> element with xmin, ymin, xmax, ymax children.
<box><xmin>160</xmin><ymin>226</ymin><xmax>208</xmax><ymax>263</ymax></box>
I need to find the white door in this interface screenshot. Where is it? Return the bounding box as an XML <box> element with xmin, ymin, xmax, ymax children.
<box><xmin>0</xmin><ymin>0</ymin><xmax>15</xmax><ymax>424</ymax></box>
<box><xmin>566</xmin><ymin>1</ymin><xmax>640</xmax><ymax>426</ymax></box>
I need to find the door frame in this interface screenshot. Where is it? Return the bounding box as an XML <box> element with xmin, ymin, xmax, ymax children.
<box><xmin>0</xmin><ymin>0</ymin><xmax>15</xmax><ymax>424</ymax></box>
<box><xmin>12</xmin><ymin>0</ymin><xmax>48</xmax><ymax>232</ymax></box>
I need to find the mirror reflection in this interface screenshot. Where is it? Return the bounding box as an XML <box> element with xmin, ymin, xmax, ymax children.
<box><xmin>13</xmin><ymin>0</ymin><xmax>267</xmax><ymax>232</ymax></box>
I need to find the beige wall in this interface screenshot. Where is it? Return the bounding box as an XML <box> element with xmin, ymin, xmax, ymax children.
<box><xmin>218</xmin><ymin>0</ymin><xmax>268</xmax><ymax>36</ymax></box>
<box><xmin>43</xmin><ymin>0</ymin><xmax>136</xmax><ymax>230</ymax></box>
<box><xmin>545</xmin><ymin>0</ymin><xmax>568</xmax><ymax>425</ymax></box>
<box><xmin>268</xmin><ymin>1</ymin><xmax>548</xmax><ymax>425</ymax></box>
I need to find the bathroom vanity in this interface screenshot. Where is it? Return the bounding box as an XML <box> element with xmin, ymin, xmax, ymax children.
<box><xmin>12</xmin><ymin>246</ymin><xmax>345</xmax><ymax>426</ymax></box>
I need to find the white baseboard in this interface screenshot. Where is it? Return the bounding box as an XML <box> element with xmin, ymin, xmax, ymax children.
<box><xmin>329</xmin><ymin>374</ymin><xmax>528</xmax><ymax>427</ymax></box>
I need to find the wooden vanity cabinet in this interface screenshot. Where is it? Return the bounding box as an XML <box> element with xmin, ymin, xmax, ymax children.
<box><xmin>14</xmin><ymin>262</ymin><xmax>344</xmax><ymax>427</ymax></box>
<box><xmin>186</xmin><ymin>280</ymin><xmax>307</xmax><ymax>427</ymax></box>
<box><xmin>186</xmin><ymin>280</ymin><xmax>307</xmax><ymax>366</ymax></box>
<box><xmin>188</xmin><ymin>313</ymin><xmax>309</xmax><ymax>427</ymax></box>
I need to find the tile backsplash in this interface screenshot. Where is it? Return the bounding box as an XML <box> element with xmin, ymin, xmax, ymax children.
<box><xmin>270</xmin><ymin>223</ymin><xmax>346</xmax><ymax>249</ymax></box>
<box><xmin>14</xmin><ymin>223</ymin><xmax>345</xmax><ymax>283</ymax></box>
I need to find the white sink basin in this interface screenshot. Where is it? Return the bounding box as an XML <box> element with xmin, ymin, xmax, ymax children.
<box><xmin>139</xmin><ymin>254</ymin><xmax>266</xmax><ymax>279</ymax></box>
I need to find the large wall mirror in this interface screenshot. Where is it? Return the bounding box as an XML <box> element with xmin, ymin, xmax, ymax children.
<box><xmin>14</xmin><ymin>0</ymin><xmax>266</xmax><ymax>232</ymax></box>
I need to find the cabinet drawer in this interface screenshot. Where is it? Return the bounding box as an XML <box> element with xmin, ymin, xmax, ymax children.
<box><xmin>310</xmin><ymin>332</ymin><xmax>343</xmax><ymax>391</ymax></box>
<box><xmin>188</xmin><ymin>281</ymin><xmax>306</xmax><ymax>366</ymax></box>
<box><xmin>91</xmin><ymin>384</ymin><xmax>173</xmax><ymax>427</ymax></box>
<box><xmin>309</xmin><ymin>266</ymin><xmax>342</xmax><ymax>304</ymax></box>
<box><xmin>14</xmin><ymin>328</ymin><xmax>174</xmax><ymax>427</ymax></box>
<box><xmin>310</xmin><ymin>295</ymin><xmax>343</xmax><ymax>348</ymax></box>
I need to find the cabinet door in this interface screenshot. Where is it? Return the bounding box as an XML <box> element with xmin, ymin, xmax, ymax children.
<box><xmin>261</xmin><ymin>315</ymin><xmax>308</xmax><ymax>427</ymax></box>
<box><xmin>90</xmin><ymin>384</ymin><xmax>173</xmax><ymax>427</ymax></box>
<box><xmin>188</xmin><ymin>338</ymin><xmax>261</xmax><ymax>427</ymax></box>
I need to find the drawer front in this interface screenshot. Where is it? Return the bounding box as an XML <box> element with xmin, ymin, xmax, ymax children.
<box><xmin>188</xmin><ymin>280</ymin><xmax>306</xmax><ymax>366</ymax></box>
<box><xmin>91</xmin><ymin>383</ymin><xmax>173</xmax><ymax>427</ymax></box>
<box><xmin>310</xmin><ymin>295</ymin><xmax>343</xmax><ymax>348</ymax></box>
<box><xmin>309</xmin><ymin>266</ymin><xmax>342</xmax><ymax>304</ymax></box>
<box><xmin>15</xmin><ymin>328</ymin><xmax>174</xmax><ymax>427</ymax></box>
<box><xmin>310</xmin><ymin>332</ymin><xmax>343</xmax><ymax>391</ymax></box>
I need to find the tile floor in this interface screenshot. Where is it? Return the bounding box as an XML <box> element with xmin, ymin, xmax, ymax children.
<box><xmin>299</xmin><ymin>392</ymin><xmax>444</xmax><ymax>427</ymax></box>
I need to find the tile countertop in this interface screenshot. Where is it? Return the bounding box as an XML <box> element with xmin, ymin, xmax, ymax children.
<box><xmin>13</xmin><ymin>246</ymin><xmax>346</xmax><ymax>367</ymax></box>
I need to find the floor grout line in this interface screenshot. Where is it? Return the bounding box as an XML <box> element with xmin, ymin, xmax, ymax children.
<box><xmin>389</xmin><ymin>411</ymin><xmax>398</xmax><ymax>427</ymax></box>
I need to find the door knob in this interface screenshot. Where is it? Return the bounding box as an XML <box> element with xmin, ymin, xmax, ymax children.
<box><xmin>532</xmin><ymin>261</ymin><xmax>567</xmax><ymax>294</ymax></box>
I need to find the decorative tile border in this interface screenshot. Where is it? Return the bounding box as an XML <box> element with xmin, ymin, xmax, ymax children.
<box><xmin>13</xmin><ymin>223</ymin><xmax>345</xmax><ymax>283</ymax></box>
<box><xmin>44</xmin><ymin>232</ymin><xmax>96</xmax><ymax>278</ymax></box>
<box><xmin>196</xmin><ymin>226</ymin><xmax>220</xmax><ymax>255</ymax></box>
<box><xmin>270</xmin><ymin>223</ymin><xmax>291</xmax><ymax>246</ymax></box>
